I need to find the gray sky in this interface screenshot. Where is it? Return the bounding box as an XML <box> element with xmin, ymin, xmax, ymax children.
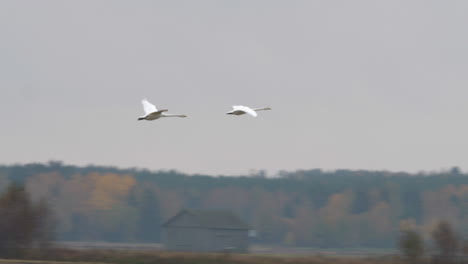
<box><xmin>1</xmin><ymin>1</ymin><xmax>468</xmax><ymax>176</ymax></box>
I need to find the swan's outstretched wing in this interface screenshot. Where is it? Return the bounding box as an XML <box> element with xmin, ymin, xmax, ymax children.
<box><xmin>233</xmin><ymin>105</ymin><xmax>258</xmax><ymax>117</ymax></box>
<box><xmin>142</xmin><ymin>99</ymin><xmax>157</xmax><ymax>115</ymax></box>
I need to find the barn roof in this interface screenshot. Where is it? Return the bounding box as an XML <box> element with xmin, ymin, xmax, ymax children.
<box><xmin>162</xmin><ymin>209</ymin><xmax>249</xmax><ymax>230</ymax></box>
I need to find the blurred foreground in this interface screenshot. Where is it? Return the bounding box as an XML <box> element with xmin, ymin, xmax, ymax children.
<box><xmin>0</xmin><ymin>248</ymin><xmax>409</xmax><ymax>264</ymax></box>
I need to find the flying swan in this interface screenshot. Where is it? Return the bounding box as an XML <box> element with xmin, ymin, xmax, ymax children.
<box><xmin>226</xmin><ymin>105</ymin><xmax>271</xmax><ymax>117</ymax></box>
<box><xmin>138</xmin><ymin>99</ymin><xmax>187</xmax><ymax>121</ymax></box>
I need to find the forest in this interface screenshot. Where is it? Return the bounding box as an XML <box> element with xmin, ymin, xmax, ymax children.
<box><xmin>1</xmin><ymin>162</ymin><xmax>467</xmax><ymax>248</ymax></box>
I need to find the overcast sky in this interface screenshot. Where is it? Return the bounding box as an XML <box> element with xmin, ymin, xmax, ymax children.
<box><xmin>1</xmin><ymin>1</ymin><xmax>468</xmax><ymax>176</ymax></box>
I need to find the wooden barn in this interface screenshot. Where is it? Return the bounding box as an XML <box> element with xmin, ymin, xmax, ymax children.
<box><xmin>162</xmin><ymin>209</ymin><xmax>250</xmax><ymax>253</ymax></box>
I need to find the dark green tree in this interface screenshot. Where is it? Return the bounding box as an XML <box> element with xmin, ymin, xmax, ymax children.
<box><xmin>136</xmin><ymin>189</ymin><xmax>161</xmax><ymax>242</ymax></box>
<box><xmin>351</xmin><ymin>188</ymin><xmax>370</xmax><ymax>214</ymax></box>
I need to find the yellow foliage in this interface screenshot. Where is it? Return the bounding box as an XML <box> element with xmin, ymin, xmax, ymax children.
<box><xmin>319</xmin><ymin>190</ymin><xmax>353</xmax><ymax>225</ymax></box>
<box><xmin>26</xmin><ymin>172</ymin><xmax>65</xmax><ymax>201</ymax></box>
<box><xmin>88</xmin><ymin>173</ymin><xmax>135</xmax><ymax>210</ymax></box>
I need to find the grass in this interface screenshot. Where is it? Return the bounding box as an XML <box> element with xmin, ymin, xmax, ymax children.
<box><xmin>0</xmin><ymin>248</ymin><xmax>412</xmax><ymax>264</ymax></box>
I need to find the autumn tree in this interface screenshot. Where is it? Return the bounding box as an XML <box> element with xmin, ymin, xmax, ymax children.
<box><xmin>431</xmin><ymin>221</ymin><xmax>459</xmax><ymax>264</ymax></box>
<box><xmin>398</xmin><ymin>229</ymin><xmax>424</xmax><ymax>264</ymax></box>
<box><xmin>0</xmin><ymin>183</ymin><xmax>54</xmax><ymax>257</ymax></box>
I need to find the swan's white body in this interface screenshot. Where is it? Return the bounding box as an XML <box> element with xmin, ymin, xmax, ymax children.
<box><xmin>138</xmin><ymin>99</ymin><xmax>187</xmax><ymax>121</ymax></box>
<box><xmin>226</xmin><ymin>105</ymin><xmax>271</xmax><ymax>117</ymax></box>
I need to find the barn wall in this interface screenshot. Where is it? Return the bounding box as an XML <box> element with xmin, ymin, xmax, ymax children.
<box><xmin>162</xmin><ymin>227</ymin><xmax>211</xmax><ymax>251</ymax></box>
<box><xmin>208</xmin><ymin>229</ymin><xmax>249</xmax><ymax>253</ymax></box>
<box><xmin>162</xmin><ymin>227</ymin><xmax>249</xmax><ymax>252</ymax></box>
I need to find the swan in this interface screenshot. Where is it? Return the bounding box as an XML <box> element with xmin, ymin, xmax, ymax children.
<box><xmin>138</xmin><ymin>99</ymin><xmax>187</xmax><ymax>121</ymax></box>
<box><xmin>226</xmin><ymin>105</ymin><xmax>271</xmax><ymax>117</ymax></box>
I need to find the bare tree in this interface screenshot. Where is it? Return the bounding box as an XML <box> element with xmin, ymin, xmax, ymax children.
<box><xmin>399</xmin><ymin>229</ymin><xmax>425</xmax><ymax>264</ymax></box>
<box><xmin>0</xmin><ymin>183</ymin><xmax>54</xmax><ymax>257</ymax></box>
<box><xmin>460</xmin><ymin>240</ymin><xmax>468</xmax><ymax>264</ymax></box>
<box><xmin>431</xmin><ymin>220</ymin><xmax>459</xmax><ymax>264</ymax></box>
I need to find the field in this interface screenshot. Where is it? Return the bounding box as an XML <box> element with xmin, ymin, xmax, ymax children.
<box><xmin>0</xmin><ymin>243</ymin><xmax>408</xmax><ymax>264</ymax></box>
<box><xmin>0</xmin><ymin>252</ymin><xmax>403</xmax><ymax>264</ymax></box>
<box><xmin>56</xmin><ymin>242</ymin><xmax>397</xmax><ymax>257</ymax></box>
<box><xmin>0</xmin><ymin>260</ymin><xmax>104</xmax><ymax>264</ymax></box>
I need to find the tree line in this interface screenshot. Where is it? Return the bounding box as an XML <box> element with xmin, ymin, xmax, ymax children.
<box><xmin>1</xmin><ymin>162</ymin><xmax>468</xmax><ymax>248</ymax></box>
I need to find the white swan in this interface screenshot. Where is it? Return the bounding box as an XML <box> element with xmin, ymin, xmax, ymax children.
<box><xmin>138</xmin><ymin>99</ymin><xmax>187</xmax><ymax>121</ymax></box>
<box><xmin>226</xmin><ymin>105</ymin><xmax>271</xmax><ymax>117</ymax></box>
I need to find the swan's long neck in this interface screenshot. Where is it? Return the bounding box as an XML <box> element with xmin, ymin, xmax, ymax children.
<box><xmin>162</xmin><ymin>113</ymin><xmax>187</xmax><ymax>118</ymax></box>
<box><xmin>254</xmin><ymin>107</ymin><xmax>271</xmax><ymax>111</ymax></box>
